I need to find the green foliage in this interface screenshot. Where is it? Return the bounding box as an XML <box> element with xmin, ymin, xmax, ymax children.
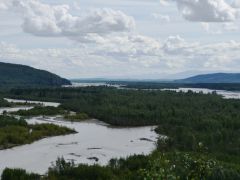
<box><xmin>0</xmin><ymin>97</ymin><xmax>11</xmax><ymax>107</ymax></box>
<box><xmin>0</xmin><ymin>62</ymin><xmax>70</xmax><ymax>88</ymax></box>
<box><xmin>1</xmin><ymin>168</ymin><xmax>40</xmax><ymax>180</ymax></box>
<box><xmin>0</xmin><ymin>116</ymin><xmax>27</xmax><ymax>128</ymax></box>
<box><xmin>12</xmin><ymin>106</ymin><xmax>66</xmax><ymax>116</ymax></box>
<box><xmin>64</xmin><ymin>113</ymin><xmax>89</xmax><ymax>122</ymax></box>
<box><xmin>138</xmin><ymin>151</ymin><xmax>240</xmax><ymax>180</ymax></box>
<box><xmin>0</xmin><ymin>115</ymin><xmax>75</xmax><ymax>149</ymax></box>
<box><xmin>47</xmin><ymin>157</ymin><xmax>116</xmax><ymax>180</ymax></box>
<box><xmin>4</xmin><ymin>153</ymin><xmax>240</xmax><ymax>180</ymax></box>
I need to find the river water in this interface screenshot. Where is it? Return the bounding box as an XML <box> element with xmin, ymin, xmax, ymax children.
<box><xmin>0</xmin><ymin>99</ymin><xmax>157</xmax><ymax>175</ymax></box>
<box><xmin>4</xmin><ymin>98</ymin><xmax>60</xmax><ymax>107</ymax></box>
<box><xmin>162</xmin><ymin>87</ymin><xmax>240</xmax><ymax>99</ymax></box>
<box><xmin>64</xmin><ymin>83</ymin><xmax>240</xmax><ymax>100</ymax></box>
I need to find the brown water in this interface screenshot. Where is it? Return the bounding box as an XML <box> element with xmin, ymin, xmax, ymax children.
<box><xmin>0</xmin><ymin>99</ymin><xmax>157</xmax><ymax>175</ymax></box>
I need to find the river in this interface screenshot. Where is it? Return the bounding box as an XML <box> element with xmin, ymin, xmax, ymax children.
<box><xmin>0</xmin><ymin>99</ymin><xmax>157</xmax><ymax>175</ymax></box>
<box><xmin>162</xmin><ymin>87</ymin><xmax>240</xmax><ymax>99</ymax></box>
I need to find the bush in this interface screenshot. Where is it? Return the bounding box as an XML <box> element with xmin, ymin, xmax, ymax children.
<box><xmin>1</xmin><ymin>168</ymin><xmax>40</xmax><ymax>180</ymax></box>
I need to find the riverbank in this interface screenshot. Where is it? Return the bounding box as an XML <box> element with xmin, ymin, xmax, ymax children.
<box><xmin>0</xmin><ymin>99</ymin><xmax>76</xmax><ymax>150</ymax></box>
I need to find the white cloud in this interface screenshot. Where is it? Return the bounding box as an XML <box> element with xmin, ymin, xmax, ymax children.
<box><xmin>92</xmin><ymin>34</ymin><xmax>162</xmax><ymax>62</ymax></box>
<box><xmin>161</xmin><ymin>37</ymin><xmax>240</xmax><ymax>71</ymax></box>
<box><xmin>1</xmin><ymin>36</ymin><xmax>240</xmax><ymax>78</ymax></box>
<box><xmin>1</xmin><ymin>0</ymin><xmax>240</xmax><ymax>78</ymax></box>
<box><xmin>159</xmin><ymin>0</ymin><xmax>170</xmax><ymax>6</ymax></box>
<box><xmin>1</xmin><ymin>0</ymin><xmax>136</xmax><ymax>43</ymax></box>
<box><xmin>173</xmin><ymin>0</ymin><xmax>239</xmax><ymax>22</ymax></box>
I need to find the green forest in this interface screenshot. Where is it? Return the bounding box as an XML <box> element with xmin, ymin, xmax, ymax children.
<box><xmin>1</xmin><ymin>86</ymin><xmax>240</xmax><ymax>179</ymax></box>
<box><xmin>109</xmin><ymin>81</ymin><xmax>240</xmax><ymax>91</ymax></box>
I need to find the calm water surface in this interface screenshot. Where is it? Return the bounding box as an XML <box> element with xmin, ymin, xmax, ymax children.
<box><xmin>0</xmin><ymin>99</ymin><xmax>157</xmax><ymax>175</ymax></box>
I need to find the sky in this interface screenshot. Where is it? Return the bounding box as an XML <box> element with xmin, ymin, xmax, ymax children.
<box><xmin>0</xmin><ymin>0</ymin><xmax>240</xmax><ymax>79</ymax></box>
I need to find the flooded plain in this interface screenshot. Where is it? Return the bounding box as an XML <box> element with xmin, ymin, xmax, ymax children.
<box><xmin>0</xmin><ymin>99</ymin><xmax>157</xmax><ymax>175</ymax></box>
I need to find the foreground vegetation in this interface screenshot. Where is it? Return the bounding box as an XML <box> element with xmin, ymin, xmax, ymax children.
<box><xmin>0</xmin><ymin>115</ymin><xmax>75</xmax><ymax>150</ymax></box>
<box><xmin>3</xmin><ymin>86</ymin><xmax>240</xmax><ymax>179</ymax></box>
<box><xmin>2</xmin><ymin>151</ymin><xmax>240</xmax><ymax>180</ymax></box>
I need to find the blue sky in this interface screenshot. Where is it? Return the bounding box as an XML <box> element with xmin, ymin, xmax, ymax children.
<box><xmin>0</xmin><ymin>0</ymin><xmax>240</xmax><ymax>79</ymax></box>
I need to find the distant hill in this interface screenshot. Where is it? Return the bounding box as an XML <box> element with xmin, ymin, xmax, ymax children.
<box><xmin>0</xmin><ymin>62</ymin><xmax>71</xmax><ymax>88</ymax></box>
<box><xmin>176</xmin><ymin>73</ymin><xmax>240</xmax><ymax>83</ymax></box>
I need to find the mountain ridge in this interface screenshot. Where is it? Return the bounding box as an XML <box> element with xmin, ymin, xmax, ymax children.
<box><xmin>176</xmin><ymin>73</ymin><xmax>240</xmax><ymax>83</ymax></box>
<box><xmin>0</xmin><ymin>62</ymin><xmax>71</xmax><ymax>88</ymax></box>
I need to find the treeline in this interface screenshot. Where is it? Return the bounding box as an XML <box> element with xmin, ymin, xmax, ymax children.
<box><xmin>12</xmin><ymin>106</ymin><xmax>66</xmax><ymax>116</ymax></box>
<box><xmin>0</xmin><ymin>115</ymin><xmax>75</xmax><ymax>150</ymax></box>
<box><xmin>11</xmin><ymin>106</ymin><xmax>89</xmax><ymax>122</ymax></box>
<box><xmin>111</xmin><ymin>81</ymin><xmax>240</xmax><ymax>91</ymax></box>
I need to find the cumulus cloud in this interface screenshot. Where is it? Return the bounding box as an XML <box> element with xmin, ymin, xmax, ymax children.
<box><xmin>1</xmin><ymin>36</ymin><xmax>240</xmax><ymax>77</ymax></box>
<box><xmin>1</xmin><ymin>0</ymin><xmax>240</xmax><ymax>78</ymax></box>
<box><xmin>159</xmin><ymin>0</ymin><xmax>170</xmax><ymax>6</ymax></box>
<box><xmin>0</xmin><ymin>40</ymin><xmax>163</xmax><ymax>78</ymax></box>
<box><xmin>92</xmin><ymin>34</ymin><xmax>162</xmax><ymax>62</ymax></box>
<box><xmin>1</xmin><ymin>0</ymin><xmax>135</xmax><ymax>43</ymax></box>
<box><xmin>172</xmin><ymin>0</ymin><xmax>239</xmax><ymax>22</ymax></box>
<box><xmin>161</xmin><ymin>36</ymin><xmax>240</xmax><ymax>71</ymax></box>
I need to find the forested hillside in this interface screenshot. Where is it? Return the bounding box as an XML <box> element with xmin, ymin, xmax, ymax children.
<box><xmin>0</xmin><ymin>62</ymin><xmax>71</xmax><ymax>88</ymax></box>
<box><xmin>176</xmin><ymin>73</ymin><xmax>240</xmax><ymax>83</ymax></box>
